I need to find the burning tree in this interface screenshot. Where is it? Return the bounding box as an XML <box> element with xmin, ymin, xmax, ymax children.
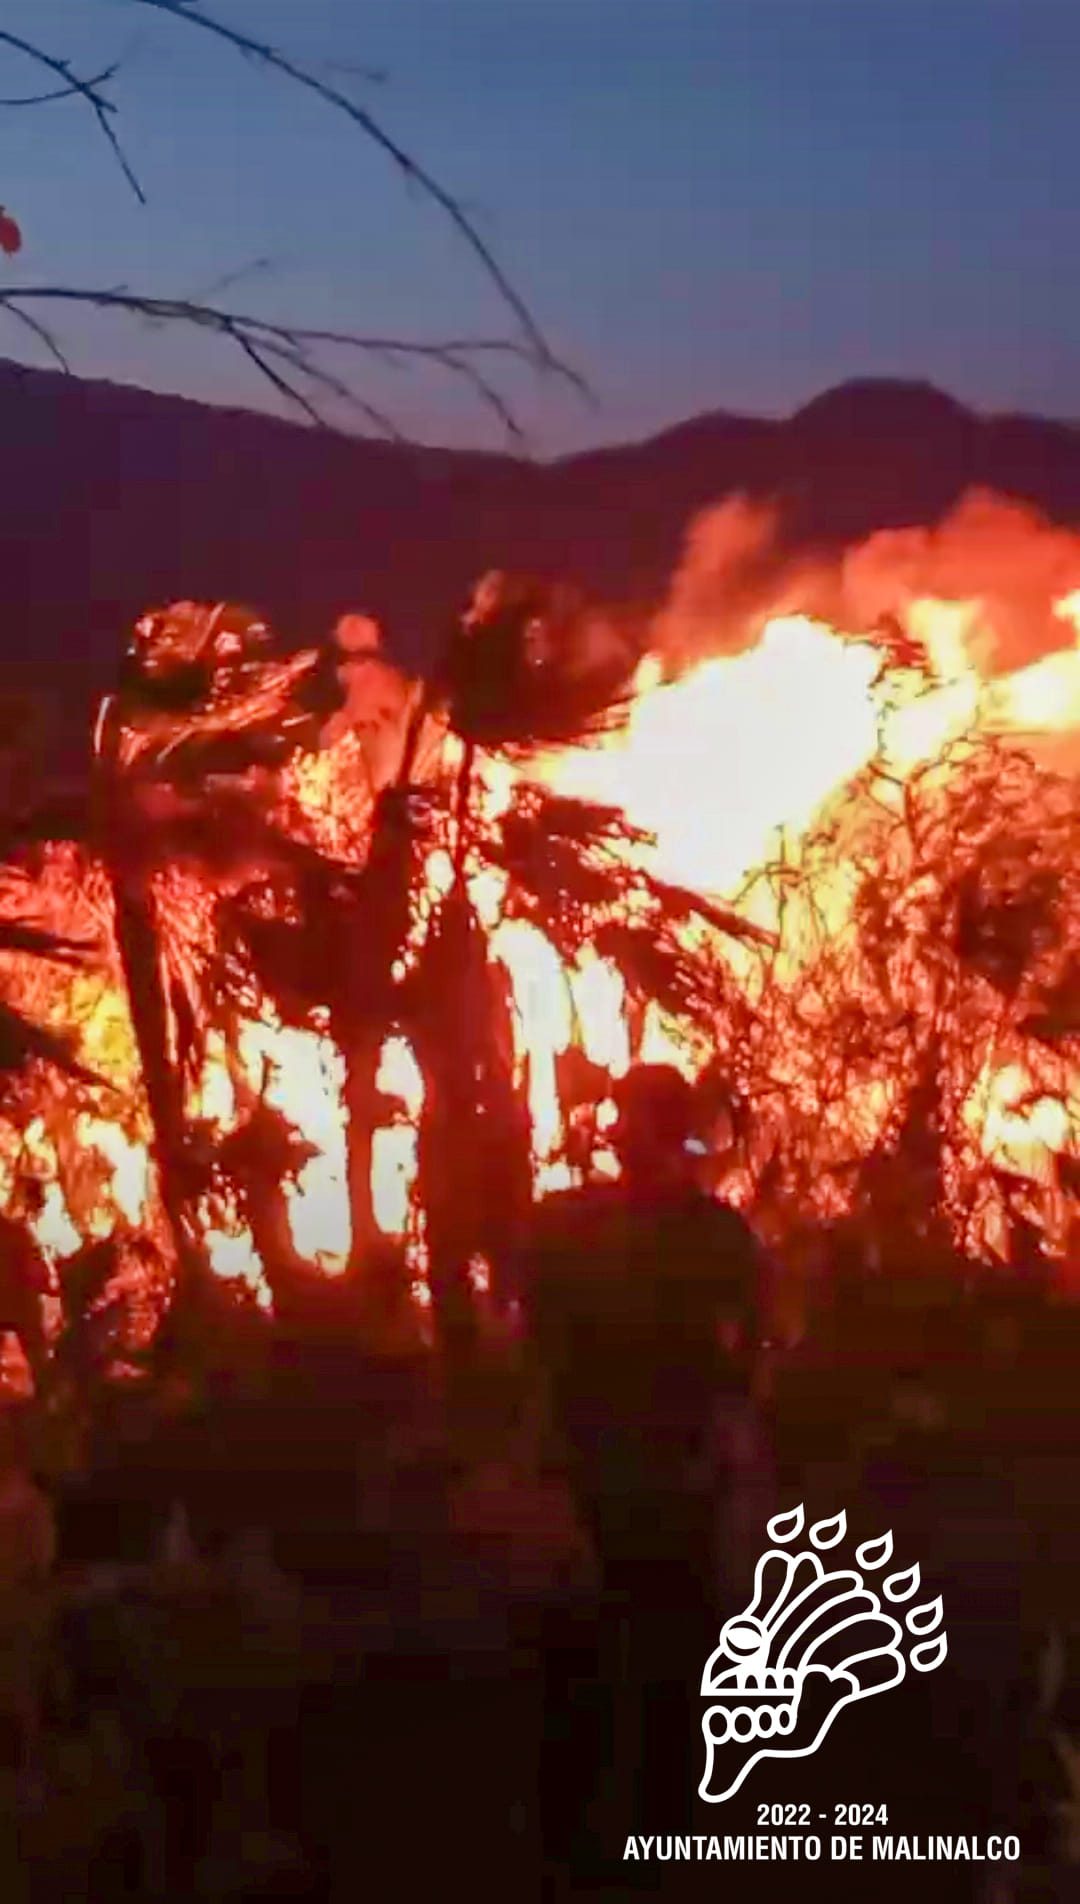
<box><xmin>0</xmin><ymin>493</ymin><xmax>1074</xmax><ymax>1397</ymax></box>
<box><xmin>724</xmin><ymin>734</ymin><xmax>1079</xmax><ymax>1311</ymax></box>
<box><xmin>0</xmin><ymin>826</ymin><xmax>163</xmax><ymax>1407</ymax></box>
<box><xmin>78</xmin><ymin>577</ymin><xmax>766</xmax><ymax>1363</ymax></box>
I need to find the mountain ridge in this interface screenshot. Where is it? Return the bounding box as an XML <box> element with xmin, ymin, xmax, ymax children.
<box><xmin>4</xmin><ymin>357</ymin><xmax>1080</xmax><ymax>770</ymax></box>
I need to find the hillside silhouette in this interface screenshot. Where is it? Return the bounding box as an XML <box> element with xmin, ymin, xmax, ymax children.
<box><xmin>4</xmin><ymin>359</ymin><xmax>1080</xmax><ymax>768</ymax></box>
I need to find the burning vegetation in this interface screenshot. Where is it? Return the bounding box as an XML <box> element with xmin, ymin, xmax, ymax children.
<box><xmin>0</xmin><ymin>492</ymin><xmax>1077</xmax><ymax>1399</ymax></box>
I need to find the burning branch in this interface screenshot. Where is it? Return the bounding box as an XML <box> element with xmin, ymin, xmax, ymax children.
<box><xmin>493</xmin><ymin>789</ymin><xmax>774</xmax><ymax>945</ymax></box>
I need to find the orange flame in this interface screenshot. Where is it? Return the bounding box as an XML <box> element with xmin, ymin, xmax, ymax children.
<box><xmin>0</xmin><ymin>503</ymin><xmax>1077</xmax><ymax>1361</ymax></box>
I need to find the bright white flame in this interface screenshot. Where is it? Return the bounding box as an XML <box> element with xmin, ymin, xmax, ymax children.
<box><xmin>370</xmin><ymin>1035</ymin><xmax>425</xmax><ymax>1239</ymax></box>
<box><xmin>31</xmin><ymin>1180</ymin><xmax>83</xmax><ymax>1263</ymax></box>
<box><xmin>567</xmin><ymin>952</ymin><xmax>630</xmax><ymax>1077</ymax></box>
<box><xmin>376</xmin><ymin>1036</ymin><xmax>425</xmax><ymax>1117</ymax></box>
<box><xmin>22</xmin><ymin>1119</ymin><xmax>82</xmax><ymax>1263</ymax></box>
<box><xmin>533</xmin><ymin>618</ymin><xmax>884</xmax><ymax>895</ymax></box>
<box><xmin>77</xmin><ymin>1115</ymin><xmax>151</xmax><ymax>1228</ymax></box>
<box><xmin>969</xmin><ymin>1062</ymin><xmax>1072</xmax><ymax>1187</ymax></box>
<box><xmin>371</xmin><ymin>1126</ymin><xmax>415</xmax><ymax>1237</ymax></box>
<box><xmin>236</xmin><ymin>1013</ymin><xmax>351</xmax><ymax>1271</ymax></box>
<box><xmin>490</xmin><ymin>919</ymin><xmax>573</xmax><ymax>1164</ymax></box>
<box><xmin>204</xmin><ymin>1219</ymin><xmax>272</xmax><ymax>1308</ymax></box>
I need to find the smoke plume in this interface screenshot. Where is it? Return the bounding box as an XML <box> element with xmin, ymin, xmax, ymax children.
<box><xmin>652</xmin><ymin>488</ymin><xmax>1080</xmax><ymax>682</ymax></box>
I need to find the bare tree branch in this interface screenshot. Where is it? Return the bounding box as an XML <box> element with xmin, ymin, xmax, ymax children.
<box><xmin>227</xmin><ymin>326</ymin><xmax>327</xmax><ymax>430</ymax></box>
<box><xmin>0</xmin><ymin>31</ymin><xmax>143</xmax><ymax>201</ymax></box>
<box><xmin>0</xmin><ymin>301</ymin><xmax>71</xmax><ymax>373</ymax></box>
<box><xmin>0</xmin><ymin>285</ymin><xmax>581</xmax><ymax>442</ymax></box>
<box><xmin>0</xmin><ymin>6</ymin><xmax>588</xmax><ymax>438</ymax></box>
<box><xmin>127</xmin><ymin>0</ymin><xmax>554</xmax><ymax>363</ymax></box>
<box><xmin>0</xmin><ymin>62</ymin><xmax>121</xmax><ymax>107</ymax></box>
<box><xmin>318</xmin><ymin>60</ymin><xmax>390</xmax><ymax>87</ymax></box>
<box><xmin>240</xmin><ymin>330</ymin><xmax>404</xmax><ymax>440</ymax></box>
<box><xmin>187</xmin><ymin>257</ymin><xmax>276</xmax><ymax>303</ymax></box>
<box><xmin>251</xmin><ymin>323</ymin><xmax>591</xmax><ymax>407</ymax></box>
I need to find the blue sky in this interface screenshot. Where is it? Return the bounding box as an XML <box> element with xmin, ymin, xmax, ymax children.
<box><xmin>2</xmin><ymin>0</ymin><xmax>1079</xmax><ymax>450</ymax></box>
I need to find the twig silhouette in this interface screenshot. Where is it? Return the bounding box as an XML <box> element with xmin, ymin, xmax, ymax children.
<box><xmin>127</xmin><ymin>0</ymin><xmax>556</xmax><ymax>364</ymax></box>
<box><xmin>1</xmin><ymin>6</ymin><xmax>591</xmax><ymax>439</ymax></box>
<box><xmin>0</xmin><ymin>30</ymin><xmax>142</xmax><ymax>200</ymax></box>
<box><xmin>0</xmin><ymin>286</ymin><xmax>585</xmax><ymax>442</ymax></box>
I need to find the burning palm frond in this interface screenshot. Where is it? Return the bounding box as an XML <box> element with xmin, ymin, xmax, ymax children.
<box><xmin>98</xmin><ymin>604</ymin><xmax>325</xmax><ymax>780</ymax></box>
<box><xmin>431</xmin><ymin>574</ymin><xmax>638</xmax><ymax>753</ymax></box>
<box><xmin>489</xmin><ymin>787</ymin><xmax>774</xmax><ymax>963</ymax></box>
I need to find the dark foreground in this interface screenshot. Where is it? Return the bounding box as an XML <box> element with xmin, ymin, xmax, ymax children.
<box><xmin>1</xmin><ymin>1326</ymin><xmax>1078</xmax><ymax>1904</ymax></box>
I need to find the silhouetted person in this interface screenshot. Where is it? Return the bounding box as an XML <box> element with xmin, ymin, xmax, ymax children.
<box><xmin>520</xmin><ymin>1065</ymin><xmax>769</xmax><ymax>1878</ymax></box>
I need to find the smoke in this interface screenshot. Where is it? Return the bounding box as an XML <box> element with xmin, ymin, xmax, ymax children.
<box><xmin>652</xmin><ymin>488</ymin><xmax>1080</xmax><ymax>682</ymax></box>
<box><xmin>838</xmin><ymin>490</ymin><xmax>1080</xmax><ymax>677</ymax></box>
<box><xmin>649</xmin><ymin>496</ymin><xmax>835</xmax><ymax>670</ymax></box>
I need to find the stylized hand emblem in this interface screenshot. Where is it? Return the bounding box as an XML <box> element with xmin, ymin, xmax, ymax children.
<box><xmin>699</xmin><ymin>1504</ymin><xmax>947</xmax><ymax>1802</ymax></box>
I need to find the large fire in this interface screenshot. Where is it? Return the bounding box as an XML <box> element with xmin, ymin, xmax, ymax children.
<box><xmin>0</xmin><ymin>489</ymin><xmax>1077</xmax><ymax>1381</ymax></box>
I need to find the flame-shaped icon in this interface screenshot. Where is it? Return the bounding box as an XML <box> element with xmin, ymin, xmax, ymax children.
<box><xmin>700</xmin><ymin>1505</ymin><xmax>947</xmax><ymax>1801</ymax></box>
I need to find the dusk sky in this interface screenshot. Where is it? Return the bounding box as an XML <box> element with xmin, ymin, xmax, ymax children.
<box><xmin>3</xmin><ymin>0</ymin><xmax>1079</xmax><ymax>451</ymax></box>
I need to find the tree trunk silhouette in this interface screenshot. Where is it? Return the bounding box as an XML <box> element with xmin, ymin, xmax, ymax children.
<box><xmin>107</xmin><ymin>874</ymin><xmax>210</xmax><ymax>1322</ymax></box>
